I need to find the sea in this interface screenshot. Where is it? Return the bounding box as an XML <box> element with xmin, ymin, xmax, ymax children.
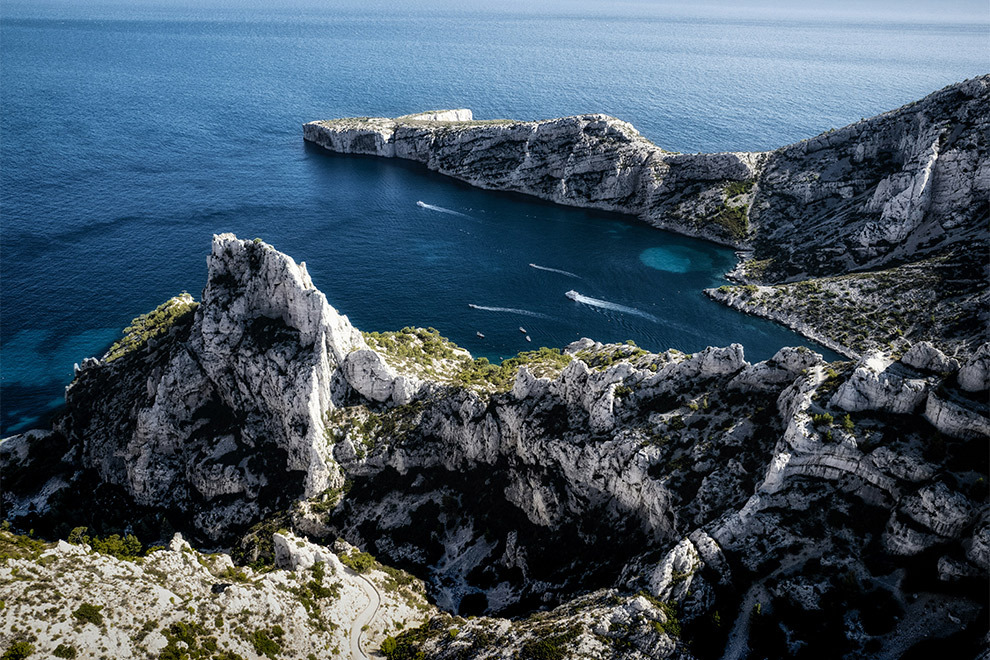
<box><xmin>1</xmin><ymin>0</ymin><xmax>987</xmax><ymax>434</ymax></box>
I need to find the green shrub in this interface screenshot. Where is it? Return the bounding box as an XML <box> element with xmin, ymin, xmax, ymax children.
<box><xmin>251</xmin><ymin>626</ymin><xmax>284</xmax><ymax>659</ymax></box>
<box><xmin>725</xmin><ymin>179</ymin><xmax>755</xmax><ymax>197</ymax></box>
<box><xmin>68</xmin><ymin>527</ymin><xmax>143</xmax><ymax>560</ymax></box>
<box><xmin>105</xmin><ymin>295</ymin><xmax>198</xmax><ymax>362</ymax></box>
<box><xmin>812</xmin><ymin>412</ymin><xmax>834</xmax><ymax>427</ymax></box>
<box><xmin>841</xmin><ymin>414</ymin><xmax>854</xmax><ymax>431</ymax></box>
<box><xmin>53</xmin><ymin>644</ymin><xmax>77</xmax><ymax>659</ymax></box>
<box><xmin>72</xmin><ymin>603</ymin><xmax>104</xmax><ymax>626</ymax></box>
<box><xmin>0</xmin><ymin>530</ymin><xmax>47</xmax><ymax>564</ymax></box>
<box><xmin>713</xmin><ymin>203</ymin><xmax>749</xmax><ymax>239</ymax></box>
<box><xmin>1</xmin><ymin>642</ymin><xmax>33</xmax><ymax>660</ymax></box>
<box><xmin>340</xmin><ymin>550</ymin><xmax>376</xmax><ymax>573</ymax></box>
<box><xmin>159</xmin><ymin>621</ymin><xmax>225</xmax><ymax>660</ymax></box>
<box><xmin>219</xmin><ymin>566</ymin><xmax>251</xmax><ymax>583</ymax></box>
<box><xmin>520</xmin><ymin>627</ymin><xmax>580</xmax><ymax>660</ymax></box>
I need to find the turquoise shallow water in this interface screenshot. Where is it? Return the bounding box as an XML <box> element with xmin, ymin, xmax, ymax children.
<box><xmin>1</xmin><ymin>1</ymin><xmax>986</xmax><ymax>434</ymax></box>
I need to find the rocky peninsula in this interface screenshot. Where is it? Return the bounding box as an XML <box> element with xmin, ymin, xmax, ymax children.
<box><xmin>3</xmin><ymin>232</ymin><xmax>987</xmax><ymax>659</ymax></box>
<box><xmin>305</xmin><ymin>77</ymin><xmax>989</xmax><ymax>361</ymax></box>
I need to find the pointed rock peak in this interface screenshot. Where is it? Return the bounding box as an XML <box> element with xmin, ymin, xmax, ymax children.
<box><xmin>200</xmin><ymin>233</ymin><xmax>364</xmax><ymax>360</ymax></box>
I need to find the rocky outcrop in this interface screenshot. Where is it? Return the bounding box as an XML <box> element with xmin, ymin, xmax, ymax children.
<box><xmin>307</xmin><ymin>79</ymin><xmax>989</xmax><ymax>364</ymax></box>
<box><xmin>884</xmin><ymin>483</ymin><xmax>976</xmax><ymax>555</ymax></box>
<box><xmin>38</xmin><ymin>234</ymin><xmax>400</xmax><ymax>540</ymax></box>
<box><xmin>306</xmin><ymin>76</ymin><xmax>989</xmax><ymax>282</ymax></box>
<box><xmin>829</xmin><ymin>352</ymin><xmax>929</xmax><ymax>414</ymax></box>
<box><xmin>304</xmin><ymin>113</ymin><xmax>765</xmax><ymax>247</ymax></box>
<box><xmin>750</xmin><ymin>76</ymin><xmax>989</xmax><ymax>281</ymax></box>
<box><xmin>923</xmin><ymin>390</ymin><xmax>990</xmax><ymax>440</ymax></box>
<box><xmin>3</xmin><ymin>237</ymin><xmax>987</xmax><ymax>660</ymax></box>
<box><xmin>902</xmin><ymin>341</ymin><xmax>961</xmax><ymax>373</ymax></box>
<box><xmin>958</xmin><ymin>342</ymin><xmax>990</xmax><ymax>392</ymax></box>
<box><xmin>0</xmin><ymin>529</ymin><xmax>431</xmax><ymax>660</ymax></box>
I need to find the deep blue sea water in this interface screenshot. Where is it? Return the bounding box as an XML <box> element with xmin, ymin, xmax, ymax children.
<box><xmin>1</xmin><ymin>1</ymin><xmax>987</xmax><ymax>434</ymax></box>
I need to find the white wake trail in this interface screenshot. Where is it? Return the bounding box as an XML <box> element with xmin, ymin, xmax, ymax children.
<box><xmin>468</xmin><ymin>304</ymin><xmax>552</xmax><ymax>319</ymax></box>
<box><xmin>417</xmin><ymin>200</ymin><xmax>472</xmax><ymax>218</ymax></box>
<box><xmin>529</xmin><ymin>263</ymin><xmax>580</xmax><ymax>278</ymax></box>
<box><xmin>564</xmin><ymin>290</ymin><xmax>659</xmax><ymax>322</ymax></box>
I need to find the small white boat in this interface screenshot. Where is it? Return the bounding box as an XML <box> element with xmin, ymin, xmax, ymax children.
<box><xmin>525</xmin><ymin>335</ymin><xmax>532</xmax><ymax>342</ymax></box>
<box><xmin>519</xmin><ymin>327</ymin><xmax>527</xmax><ymax>333</ymax></box>
<box><xmin>476</xmin><ymin>331</ymin><xmax>485</xmax><ymax>338</ymax></box>
<box><xmin>565</xmin><ymin>290</ymin><xmax>580</xmax><ymax>301</ymax></box>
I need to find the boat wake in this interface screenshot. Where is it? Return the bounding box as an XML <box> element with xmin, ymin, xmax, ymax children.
<box><xmin>417</xmin><ymin>201</ymin><xmax>472</xmax><ymax>218</ymax></box>
<box><xmin>529</xmin><ymin>263</ymin><xmax>580</xmax><ymax>278</ymax></box>
<box><xmin>468</xmin><ymin>304</ymin><xmax>552</xmax><ymax>319</ymax></box>
<box><xmin>564</xmin><ymin>290</ymin><xmax>659</xmax><ymax>322</ymax></box>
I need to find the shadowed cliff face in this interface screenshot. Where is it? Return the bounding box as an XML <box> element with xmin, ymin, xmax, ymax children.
<box><xmin>749</xmin><ymin>76</ymin><xmax>990</xmax><ymax>282</ymax></box>
<box><xmin>2</xmin><ymin>237</ymin><xmax>987</xmax><ymax>657</ymax></box>
<box><xmin>303</xmin><ymin>76</ymin><xmax>990</xmax><ymax>363</ymax></box>
<box><xmin>304</xmin><ymin>77</ymin><xmax>989</xmax><ymax>283</ymax></box>
<box><xmin>44</xmin><ymin>235</ymin><xmax>367</xmax><ymax>540</ymax></box>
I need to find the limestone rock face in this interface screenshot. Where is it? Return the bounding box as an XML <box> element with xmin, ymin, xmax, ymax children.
<box><xmin>923</xmin><ymin>391</ymin><xmax>990</xmax><ymax>440</ymax></box>
<box><xmin>305</xmin><ymin>113</ymin><xmax>765</xmax><ymax>247</ymax></box>
<box><xmin>52</xmin><ymin>234</ymin><xmax>377</xmax><ymax>540</ymax></box>
<box><xmin>729</xmin><ymin>346</ymin><xmax>823</xmax><ymax>392</ymax></box>
<box><xmin>0</xmin><ymin>528</ymin><xmax>432</xmax><ymax>660</ymax></box>
<box><xmin>902</xmin><ymin>341</ymin><xmax>960</xmax><ymax>373</ymax></box>
<box><xmin>306</xmin><ymin>76</ymin><xmax>989</xmax><ymax>281</ymax></box>
<box><xmin>958</xmin><ymin>342</ymin><xmax>990</xmax><ymax>392</ymax></box>
<box><xmin>829</xmin><ymin>352</ymin><xmax>929</xmax><ymax>413</ymax></box>
<box><xmin>343</xmin><ymin>349</ymin><xmax>420</xmax><ymax>405</ymax></box>
<box><xmin>273</xmin><ymin>531</ymin><xmax>345</xmax><ymax>573</ymax></box>
<box><xmin>750</xmin><ymin>76</ymin><xmax>990</xmax><ymax>281</ymax></box>
<box><xmin>4</xmin><ymin>238</ymin><xmax>988</xmax><ymax>658</ymax></box>
<box><xmin>884</xmin><ymin>483</ymin><xmax>975</xmax><ymax>555</ymax></box>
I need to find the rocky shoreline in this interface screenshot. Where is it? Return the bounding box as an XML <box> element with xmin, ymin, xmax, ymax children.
<box><xmin>3</xmin><ymin>234</ymin><xmax>987</xmax><ymax>659</ymax></box>
<box><xmin>1</xmin><ymin>77</ymin><xmax>988</xmax><ymax>660</ymax></box>
<box><xmin>305</xmin><ymin>76</ymin><xmax>989</xmax><ymax>361</ymax></box>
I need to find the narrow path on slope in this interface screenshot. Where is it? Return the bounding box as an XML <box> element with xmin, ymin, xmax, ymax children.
<box><xmin>349</xmin><ymin>570</ymin><xmax>382</xmax><ymax>660</ymax></box>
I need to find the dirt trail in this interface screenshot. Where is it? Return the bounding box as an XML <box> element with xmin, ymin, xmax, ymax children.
<box><xmin>349</xmin><ymin>571</ymin><xmax>382</xmax><ymax>660</ymax></box>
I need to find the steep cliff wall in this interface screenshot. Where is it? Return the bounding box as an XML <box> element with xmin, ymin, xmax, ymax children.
<box><xmin>3</xmin><ymin>236</ymin><xmax>986</xmax><ymax>659</ymax></box>
<box><xmin>303</xmin><ymin>111</ymin><xmax>765</xmax><ymax>247</ymax></box>
<box><xmin>304</xmin><ymin>76</ymin><xmax>988</xmax><ymax>280</ymax></box>
<box><xmin>304</xmin><ymin>77</ymin><xmax>989</xmax><ymax>360</ymax></box>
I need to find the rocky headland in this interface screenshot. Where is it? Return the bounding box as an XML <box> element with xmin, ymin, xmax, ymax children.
<box><xmin>305</xmin><ymin>77</ymin><xmax>989</xmax><ymax>361</ymax></box>
<box><xmin>2</xmin><ymin>231</ymin><xmax>987</xmax><ymax>659</ymax></box>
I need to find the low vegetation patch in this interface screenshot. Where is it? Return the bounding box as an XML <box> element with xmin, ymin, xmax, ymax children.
<box><xmin>249</xmin><ymin>626</ymin><xmax>285</xmax><ymax>660</ymax></box>
<box><xmin>340</xmin><ymin>549</ymin><xmax>376</xmax><ymax>573</ymax></box>
<box><xmin>105</xmin><ymin>294</ymin><xmax>198</xmax><ymax>362</ymax></box>
<box><xmin>364</xmin><ymin>326</ymin><xmax>572</xmax><ymax>393</ymax></box>
<box><xmin>0</xmin><ymin>529</ymin><xmax>47</xmax><ymax>564</ymax></box>
<box><xmin>72</xmin><ymin>602</ymin><xmax>104</xmax><ymax>626</ymax></box>
<box><xmin>67</xmin><ymin>527</ymin><xmax>143</xmax><ymax>561</ymax></box>
<box><xmin>1</xmin><ymin>642</ymin><xmax>34</xmax><ymax>660</ymax></box>
<box><xmin>725</xmin><ymin>179</ymin><xmax>755</xmax><ymax>197</ymax></box>
<box><xmin>708</xmin><ymin>254</ymin><xmax>983</xmax><ymax>358</ymax></box>
<box><xmin>712</xmin><ymin>202</ymin><xmax>749</xmax><ymax>240</ymax></box>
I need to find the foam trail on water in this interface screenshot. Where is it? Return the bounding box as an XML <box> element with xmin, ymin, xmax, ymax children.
<box><xmin>565</xmin><ymin>290</ymin><xmax>659</xmax><ymax>322</ymax></box>
<box><xmin>417</xmin><ymin>200</ymin><xmax>472</xmax><ymax>218</ymax></box>
<box><xmin>529</xmin><ymin>263</ymin><xmax>580</xmax><ymax>278</ymax></box>
<box><xmin>468</xmin><ymin>303</ymin><xmax>552</xmax><ymax>320</ymax></box>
